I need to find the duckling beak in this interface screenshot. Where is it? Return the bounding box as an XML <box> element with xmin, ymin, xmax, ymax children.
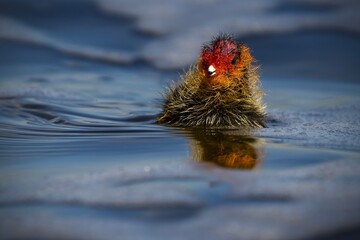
<box><xmin>208</xmin><ymin>65</ymin><xmax>216</xmax><ymax>76</ymax></box>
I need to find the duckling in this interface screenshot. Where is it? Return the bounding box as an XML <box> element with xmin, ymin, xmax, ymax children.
<box><xmin>157</xmin><ymin>34</ymin><xmax>266</xmax><ymax>128</ymax></box>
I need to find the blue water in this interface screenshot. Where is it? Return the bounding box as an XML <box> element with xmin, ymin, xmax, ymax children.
<box><xmin>0</xmin><ymin>1</ymin><xmax>360</xmax><ymax>240</ymax></box>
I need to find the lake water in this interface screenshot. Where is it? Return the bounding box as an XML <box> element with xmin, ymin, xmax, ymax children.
<box><xmin>0</xmin><ymin>0</ymin><xmax>360</xmax><ymax>239</ymax></box>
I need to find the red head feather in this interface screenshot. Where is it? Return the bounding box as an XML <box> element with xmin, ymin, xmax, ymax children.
<box><xmin>200</xmin><ymin>35</ymin><xmax>239</xmax><ymax>79</ymax></box>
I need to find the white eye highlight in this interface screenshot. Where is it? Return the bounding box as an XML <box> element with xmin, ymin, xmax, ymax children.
<box><xmin>208</xmin><ymin>65</ymin><xmax>216</xmax><ymax>76</ymax></box>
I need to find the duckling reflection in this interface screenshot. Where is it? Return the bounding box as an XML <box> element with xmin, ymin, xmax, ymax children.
<box><xmin>189</xmin><ymin>130</ymin><xmax>262</xmax><ymax>169</ymax></box>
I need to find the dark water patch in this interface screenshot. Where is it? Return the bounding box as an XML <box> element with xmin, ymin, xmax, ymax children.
<box><xmin>112</xmin><ymin>176</ymin><xmax>206</xmax><ymax>188</ymax></box>
<box><xmin>97</xmin><ymin>75</ymin><xmax>114</xmax><ymax>82</ymax></box>
<box><xmin>120</xmin><ymin>114</ymin><xmax>157</xmax><ymax>123</ymax></box>
<box><xmin>0</xmin><ymin>0</ymin><xmax>101</xmax><ymax>19</ymax></box>
<box><xmin>307</xmin><ymin>226</ymin><xmax>360</xmax><ymax>240</ymax></box>
<box><xmin>28</xmin><ymin>76</ymin><xmax>49</xmax><ymax>83</ymax></box>
<box><xmin>273</xmin><ymin>1</ymin><xmax>338</xmax><ymax>14</ymax></box>
<box><xmin>240</xmin><ymin>30</ymin><xmax>360</xmax><ymax>82</ymax></box>
<box><xmin>264</xmin><ymin>117</ymin><xmax>288</xmax><ymax>129</ymax></box>
<box><xmin>0</xmin><ymin>202</ymin><xmax>203</xmax><ymax>222</ymax></box>
<box><xmin>0</xmin><ymin>0</ymin><xmax>154</xmax><ymax>52</ymax></box>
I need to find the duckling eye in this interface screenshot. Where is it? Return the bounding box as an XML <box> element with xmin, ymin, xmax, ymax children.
<box><xmin>208</xmin><ymin>65</ymin><xmax>216</xmax><ymax>76</ymax></box>
<box><xmin>231</xmin><ymin>56</ymin><xmax>237</xmax><ymax>65</ymax></box>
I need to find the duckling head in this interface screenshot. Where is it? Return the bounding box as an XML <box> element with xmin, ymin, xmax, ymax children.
<box><xmin>199</xmin><ymin>35</ymin><xmax>253</xmax><ymax>87</ymax></box>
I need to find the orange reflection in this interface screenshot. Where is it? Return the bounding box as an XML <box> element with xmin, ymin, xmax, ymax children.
<box><xmin>189</xmin><ymin>129</ymin><xmax>262</xmax><ymax>169</ymax></box>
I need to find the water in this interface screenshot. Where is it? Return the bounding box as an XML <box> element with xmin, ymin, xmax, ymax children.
<box><xmin>0</xmin><ymin>1</ymin><xmax>360</xmax><ymax>240</ymax></box>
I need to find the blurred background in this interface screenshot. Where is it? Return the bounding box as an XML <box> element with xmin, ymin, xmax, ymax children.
<box><xmin>1</xmin><ymin>0</ymin><xmax>359</xmax><ymax>81</ymax></box>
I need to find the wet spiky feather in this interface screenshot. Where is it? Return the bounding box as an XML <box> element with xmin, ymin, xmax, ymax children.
<box><xmin>157</xmin><ymin>36</ymin><xmax>266</xmax><ymax>128</ymax></box>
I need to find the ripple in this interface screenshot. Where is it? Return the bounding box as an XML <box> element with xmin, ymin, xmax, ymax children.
<box><xmin>0</xmin><ymin>96</ymin><xmax>163</xmax><ymax>142</ymax></box>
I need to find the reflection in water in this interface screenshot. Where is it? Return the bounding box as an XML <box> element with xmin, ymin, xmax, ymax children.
<box><xmin>189</xmin><ymin>129</ymin><xmax>262</xmax><ymax>169</ymax></box>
